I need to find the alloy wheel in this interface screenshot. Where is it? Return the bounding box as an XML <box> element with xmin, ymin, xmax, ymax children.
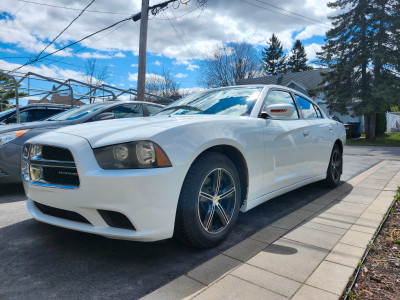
<box><xmin>197</xmin><ymin>168</ymin><xmax>236</xmax><ymax>234</ymax></box>
<box><xmin>331</xmin><ymin>149</ymin><xmax>342</xmax><ymax>182</ymax></box>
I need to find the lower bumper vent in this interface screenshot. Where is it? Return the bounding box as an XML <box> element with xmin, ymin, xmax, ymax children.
<box><xmin>34</xmin><ymin>202</ymin><xmax>91</xmax><ymax>225</ymax></box>
<box><xmin>98</xmin><ymin>210</ymin><xmax>136</xmax><ymax>230</ymax></box>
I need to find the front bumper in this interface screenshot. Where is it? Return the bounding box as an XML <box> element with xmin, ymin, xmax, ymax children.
<box><xmin>24</xmin><ymin>132</ymin><xmax>189</xmax><ymax>242</ymax></box>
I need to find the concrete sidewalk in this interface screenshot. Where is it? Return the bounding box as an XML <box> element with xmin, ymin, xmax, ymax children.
<box><xmin>142</xmin><ymin>160</ymin><xmax>400</xmax><ymax>300</ymax></box>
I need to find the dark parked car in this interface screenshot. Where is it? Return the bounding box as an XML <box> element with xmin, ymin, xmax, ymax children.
<box><xmin>0</xmin><ymin>104</ymin><xmax>70</xmax><ymax>125</ymax></box>
<box><xmin>0</xmin><ymin>101</ymin><xmax>164</xmax><ymax>184</ymax></box>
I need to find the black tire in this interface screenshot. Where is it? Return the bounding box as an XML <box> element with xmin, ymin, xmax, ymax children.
<box><xmin>174</xmin><ymin>152</ymin><xmax>242</xmax><ymax>248</ymax></box>
<box><xmin>324</xmin><ymin>144</ymin><xmax>343</xmax><ymax>188</ymax></box>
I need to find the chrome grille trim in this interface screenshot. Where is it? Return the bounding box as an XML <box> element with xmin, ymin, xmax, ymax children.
<box><xmin>22</xmin><ymin>144</ymin><xmax>80</xmax><ymax>189</ymax></box>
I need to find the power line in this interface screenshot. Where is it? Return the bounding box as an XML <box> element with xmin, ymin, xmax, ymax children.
<box><xmin>10</xmin><ymin>17</ymin><xmax>131</xmax><ymax>73</ymax></box>
<box><xmin>31</xmin><ymin>0</ymin><xmax>95</xmax><ymax>64</ymax></box>
<box><xmin>254</xmin><ymin>0</ymin><xmax>332</xmax><ymax>27</ymax></box>
<box><xmin>40</xmin><ymin>15</ymin><xmax>129</xmax><ymax>70</ymax></box>
<box><xmin>239</xmin><ymin>0</ymin><xmax>331</xmax><ymax>29</ymax></box>
<box><xmin>162</xmin><ymin>10</ymin><xmax>197</xmax><ymax>60</ymax></box>
<box><xmin>16</xmin><ymin>0</ymin><xmax>131</xmax><ymax>16</ymax></box>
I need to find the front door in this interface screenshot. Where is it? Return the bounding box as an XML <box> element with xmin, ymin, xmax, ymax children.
<box><xmin>262</xmin><ymin>90</ymin><xmax>315</xmax><ymax>191</ymax></box>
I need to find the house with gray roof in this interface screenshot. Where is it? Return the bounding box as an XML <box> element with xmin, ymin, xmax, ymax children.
<box><xmin>237</xmin><ymin>69</ymin><xmax>364</xmax><ymax>131</ymax></box>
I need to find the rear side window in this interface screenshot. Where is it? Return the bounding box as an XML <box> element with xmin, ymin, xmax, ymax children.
<box><xmin>263</xmin><ymin>90</ymin><xmax>299</xmax><ymax>119</ymax></box>
<box><xmin>110</xmin><ymin>104</ymin><xmax>144</xmax><ymax>119</ymax></box>
<box><xmin>295</xmin><ymin>95</ymin><xmax>319</xmax><ymax>119</ymax></box>
<box><xmin>33</xmin><ymin>109</ymin><xmax>65</xmax><ymax>121</ymax></box>
<box><xmin>17</xmin><ymin>110</ymin><xmax>36</xmax><ymax>123</ymax></box>
<box><xmin>147</xmin><ymin>104</ymin><xmax>163</xmax><ymax>115</ymax></box>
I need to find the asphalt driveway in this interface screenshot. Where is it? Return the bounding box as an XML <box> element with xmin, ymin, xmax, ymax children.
<box><xmin>0</xmin><ymin>146</ymin><xmax>395</xmax><ymax>300</ymax></box>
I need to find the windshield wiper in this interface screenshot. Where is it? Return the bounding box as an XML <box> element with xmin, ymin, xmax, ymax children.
<box><xmin>160</xmin><ymin>105</ymin><xmax>204</xmax><ymax>113</ymax></box>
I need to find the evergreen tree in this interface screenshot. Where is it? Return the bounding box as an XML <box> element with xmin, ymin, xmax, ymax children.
<box><xmin>0</xmin><ymin>75</ymin><xmax>26</xmax><ymax>111</ymax></box>
<box><xmin>262</xmin><ymin>34</ymin><xmax>286</xmax><ymax>75</ymax></box>
<box><xmin>287</xmin><ymin>39</ymin><xmax>309</xmax><ymax>72</ymax></box>
<box><xmin>316</xmin><ymin>0</ymin><xmax>399</xmax><ymax>139</ymax></box>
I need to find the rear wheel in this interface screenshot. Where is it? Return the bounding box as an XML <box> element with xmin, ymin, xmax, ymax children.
<box><xmin>174</xmin><ymin>152</ymin><xmax>241</xmax><ymax>248</ymax></box>
<box><xmin>324</xmin><ymin>144</ymin><xmax>342</xmax><ymax>187</ymax></box>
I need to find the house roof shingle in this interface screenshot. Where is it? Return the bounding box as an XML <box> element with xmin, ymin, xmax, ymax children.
<box><xmin>237</xmin><ymin>69</ymin><xmax>327</xmax><ymax>90</ymax></box>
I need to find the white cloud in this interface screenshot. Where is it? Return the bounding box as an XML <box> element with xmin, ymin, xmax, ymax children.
<box><xmin>0</xmin><ymin>47</ymin><xmax>18</xmax><ymax>54</ymax></box>
<box><xmin>0</xmin><ymin>0</ymin><xmax>333</xmax><ymax>62</ymax></box>
<box><xmin>304</xmin><ymin>43</ymin><xmax>322</xmax><ymax>61</ymax></box>
<box><xmin>0</xmin><ymin>59</ymin><xmax>84</xmax><ymax>81</ymax></box>
<box><xmin>153</xmin><ymin>60</ymin><xmax>162</xmax><ymax>66</ymax></box>
<box><xmin>131</xmin><ymin>64</ymin><xmax>138</xmax><ymax>67</ymax></box>
<box><xmin>77</xmin><ymin>52</ymin><xmax>112</xmax><ymax>59</ymax></box>
<box><xmin>187</xmin><ymin>64</ymin><xmax>199</xmax><ymax>71</ymax></box>
<box><xmin>114</xmin><ymin>52</ymin><xmax>126</xmax><ymax>58</ymax></box>
<box><xmin>175</xmin><ymin>73</ymin><xmax>188</xmax><ymax>78</ymax></box>
<box><xmin>128</xmin><ymin>72</ymin><xmax>164</xmax><ymax>82</ymax></box>
<box><xmin>179</xmin><ymin>87</ymin><xmax>207</xmax><ymax>96</ymax></box>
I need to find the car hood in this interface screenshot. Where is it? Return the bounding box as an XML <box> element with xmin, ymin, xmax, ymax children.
<box><xmin>55</xmin><ymin>115</ymin><xmax>245</xmax><ymax>148</ymax></box>
<box><xmin>0</xmin><ymin>120</ymin><xmax>72</xmax><ymax>134</ymax></box>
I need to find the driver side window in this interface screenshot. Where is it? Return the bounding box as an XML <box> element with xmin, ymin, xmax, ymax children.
<box><xmin>263</xmin><ymin>90</ymin><xmax>299</xmax><ymax>119</ymax></box>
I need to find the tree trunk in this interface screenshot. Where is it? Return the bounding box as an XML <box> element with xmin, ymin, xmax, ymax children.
<box><xmin>365</xmin><ymin>113</ymin><xmax>377</xmax><ymax>140</ymax></box>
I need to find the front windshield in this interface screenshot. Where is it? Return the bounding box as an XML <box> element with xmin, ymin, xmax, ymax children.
<box><xmin>0</xmin><ymin>107</ymin><xmax>16</xmax><ymax>118</ymax></box>
<box><xmin>157</xmin><ymin>87</ymin><xmax>262</xmax><ymax>116</ymax></box>
<box><xmin>48</xmin><ymin>103</ymin><xmax>108</xmax><ymax>121</ymax></box>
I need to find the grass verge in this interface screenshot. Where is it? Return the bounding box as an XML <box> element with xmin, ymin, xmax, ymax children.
<box><xmin>347</xmin><ymin>133</ymin><xmax>400</xmax><ymax>147</ymax></box>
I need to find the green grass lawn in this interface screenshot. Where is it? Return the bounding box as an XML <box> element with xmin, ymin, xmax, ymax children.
<box><xmin>347</xmin><ymin>133</ymin><xmax>400</xmax><ymax>147</ymax></box>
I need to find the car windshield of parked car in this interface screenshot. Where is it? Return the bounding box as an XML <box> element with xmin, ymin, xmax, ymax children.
<box><xmin>0</xmin><ymin>107</ymin><xmax>16</xmax><ymax>118</ymax></box>
<box><xmin>157</xmin><ymin>87</ymin><xmax>262</xmax><ymax>116</ymax></box>
<box><xmin>48</xmin><ymin>103</ymin><xmax>108</xmax><ymax>121</ymax></box>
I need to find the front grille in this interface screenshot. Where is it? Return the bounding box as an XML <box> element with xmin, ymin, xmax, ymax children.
<box><xmin>41</xmin><ymin>145</ymin><xmax>74</xmax><ymax>162</ymax></box>
<box><xmin>42</xmin><ymin>167</ymin><xmax>79</xmax><ymax>187</ymax></box>
<box><xmin>34</xmin><ymin>202</ymin><xmax>91</xmax><ymax>224</ymax></box>
<box><xmin>26</xmin><ymin>144</ymin><xmax>80</xmax><ymax>188</ymax></box>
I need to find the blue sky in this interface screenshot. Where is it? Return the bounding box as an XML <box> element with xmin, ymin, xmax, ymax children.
<box><xmin>0</xmin><ymin>0</ymin><xmax>333</xmax><ymax>104</ymax></box>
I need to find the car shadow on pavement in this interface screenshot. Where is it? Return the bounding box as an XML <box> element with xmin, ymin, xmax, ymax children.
<box><xmin>0</xmin><ymin>180</ymin><xmax>338</xmax><ymax>300</ymax></box>
<box><xmin>0</xmin><ymin>184</ymin><xmax>26</xmax><ymax>204</ymax></box>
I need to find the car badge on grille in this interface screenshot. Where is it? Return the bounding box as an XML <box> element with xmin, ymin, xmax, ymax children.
<box><xmin>58</xmin><ymin>171</ymin><xmax>78</xmax><ymax>176</ymax></box>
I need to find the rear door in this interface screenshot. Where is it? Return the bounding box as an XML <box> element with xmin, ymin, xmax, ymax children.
<box><xmin>294</xmin><ymin>94</ymin><xmax>334</xmax><ymax>176</ymax></box>
<box><xmin>261</xmin><ymin>89</ymin><xmax>314</xmax><ymax>191</ymax></box>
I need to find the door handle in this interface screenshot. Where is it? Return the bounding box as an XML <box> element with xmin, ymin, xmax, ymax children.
<box><xmin>328</xmin><ymin>126</ymin><xmax>333</xmax><ymax>131</ymax></box>
<box><xmin>303</xmin><ymin>130</ymin><xmax>309</xmax><ymax>137</ymax></box>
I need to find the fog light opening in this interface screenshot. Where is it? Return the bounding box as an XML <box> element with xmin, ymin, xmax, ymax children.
<box><xmin>98</xmin><ymin>210</ymin><xmax>136</xmax><ymax>231</ymax></box>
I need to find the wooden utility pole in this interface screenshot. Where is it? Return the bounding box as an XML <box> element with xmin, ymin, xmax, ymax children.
<box><xmin>137</xmin><ymin>0</ymin><xmax>149</xmax><ymax>102</ymax></box>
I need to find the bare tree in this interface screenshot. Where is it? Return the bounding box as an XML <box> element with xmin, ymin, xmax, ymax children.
<box><xmin>199</xmin><ymin>42</ymin><xmax>262</xmax><ymax>88</ymax></box>
<box><xmin>145</xmin><ymin>67</ymin><xmax>181</xmax><ymax>100</ymax></box>
<box><xmin>83</xmin><ymin>59</ymin><xmax>111</xmax><ymax>102</ymax></box>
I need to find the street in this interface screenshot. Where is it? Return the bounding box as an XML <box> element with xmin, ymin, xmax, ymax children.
<box><xmin>0</xmin><ymin>146</ymin><xmax>393</xmax><ymax>299</ymax></box>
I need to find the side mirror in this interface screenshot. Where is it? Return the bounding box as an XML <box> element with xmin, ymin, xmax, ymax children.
<box><xmin>265</xmin><ymin>104</ymin><xmax>295</xmax><ymax>118</ymax></box>
<box><xmin>92</xmin><ymin>112</ymin><xmax>115</xmax><ymax>121</ymax></box>
<box><xmin>6</xmin><ymin>116</ymin><xmax>17</xmax><ymax>124</ymax></box>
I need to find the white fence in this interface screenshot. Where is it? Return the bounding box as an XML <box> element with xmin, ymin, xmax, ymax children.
<box><xmin>387</xmin><ymin>112</ymin><xmax>400</xmax><ymax>133</ymax></box>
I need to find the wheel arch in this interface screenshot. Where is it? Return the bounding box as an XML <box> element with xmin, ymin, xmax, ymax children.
<box><xmin>193</xmin><ymin>144</ymin><xmax>249</xmax><ymax>207</ymax></box>
<box><xmin>334</xmin><ymin>139</ymin><xmax>343</xmax><ymax>154</ymax></box>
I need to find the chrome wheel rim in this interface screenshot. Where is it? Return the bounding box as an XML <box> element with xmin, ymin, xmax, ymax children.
<box><xmin>197</xmin><ymin>168</ymin><xmax>236</xmax><ymax>234</ymax></box>
<box><xmin>331</xmin><ymin>150</ymin><xmax>342</xmax><ymax>182</ymax></box>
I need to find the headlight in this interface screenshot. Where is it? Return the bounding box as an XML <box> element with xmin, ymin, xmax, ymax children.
<box><xmin>0</xmin><ymin>130</ymin><xmax>30</xmax><ymax>146</ymax></box>
<box><xmin>93</xmin><ymin>141</ymin><xmax>172</xmax><ymax>169</ymax></box>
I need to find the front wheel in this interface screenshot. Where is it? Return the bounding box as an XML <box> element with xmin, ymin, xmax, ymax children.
<box><xmin>324</xmin><ymin>144</ymin><xmax>343</xmax><ymax>188</ymax></box>
<box><xmin>174</xmin><ymin>152</ymin><xmax>241</xmax><ymax>248</ymax></box>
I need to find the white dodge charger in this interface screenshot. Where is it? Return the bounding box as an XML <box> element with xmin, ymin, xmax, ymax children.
<box><xmin>22</xmin><ymin>85</ymin><xmax>346</xmax><ymax>248</ymax></box>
